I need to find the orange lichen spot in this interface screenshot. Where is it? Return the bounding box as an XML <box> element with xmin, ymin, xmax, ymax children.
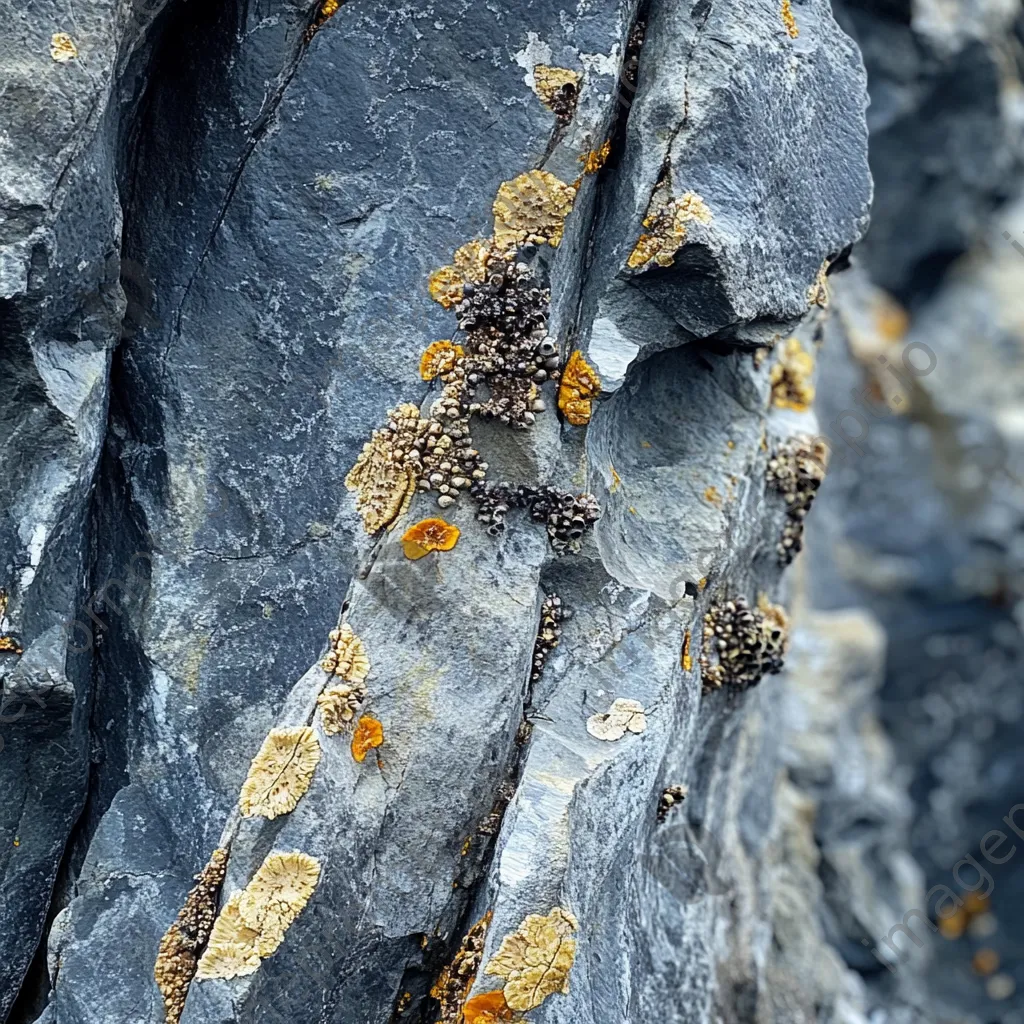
<box><xmin>197</xmin><ymin>851</ymin><xmax>320</xmax><ymax>979</ymax></box>
<box><xmin>558</xmin><ymin>350</ymin><xmax>601</xmax><ymax>426</ymax></box>
<box><xmin>155</xmin><ymin>848</ymin><xmax>229</xmax><ymax>1024</ymax></box>
<box><xmin>806</xmin><ymin>261</ymin><xmax>829</xmax><ymax>307</ymax></box>
<box><xmin>461</xmin><ymin>837</ymin><xmax>472</xmax><ymax>856</ymax></box>
<box><xmin>431</xmin><ymin>911</ymin><xmax>493</xmax><ymax>1024</ymax></box>
<box><xmin>580</xmin><ymin>139</ymin><xmax>612</xmax><ymax>176</ymax></box>
<box><xmin>703</xmin><ymin>486</ymin><xmax>722</xmax><ymax>506</ymax></box>
<box><xmin>875</xmin><ymin>292</ymin><xmax>910</xmax><ymax>342</ymax></box>
<box><xmin>351</xmin><ymin>715</ymin><xmax>385</xmax><ymax>762</ymax></box>
<box><xmin>50</xmin><ymin>33</ymin><xmax>77</xmax><ymax>62</ymax></box>
<box><xmin>420</xmin><ymin>340</ymin><xmax>465</xmax><ymax>381</ymax></box>
<box><xmin>305</xmin><ymin>0</ymin><xmax>342</xmax><ymax>40</ymax></box>
<box><xmin>0</xmin><ymin>636</ymin><xmax>22</xmax><ymax>654</ymax></box>
<box><xmin>628</xmin><ymin>186</ymin><xmax>712</xmax><ymax>270</ymax></box>
<box><xmin>463</xmin><ymin>990</ymin><xmax>515</xmax><ymax>1024</ymax></box>
<box><xmin>401</xmin><ymin>517</ymin><xmax>460</xmax><ymax>560</ymax></box>
<box><xmin>938</xmin><ymin>905</ymin><xmax>968</xmax><ymax>939</ymax></box>
<box><xmin>781</xmin><ymin>0</ymin><xmax>799</xmax><ymax>37</ymax></box>
<box><xmin>533</xmin><ymin>65</ymin><xmax>581</xmax><ymax>117</ymax></box>
<box><xmin>238</xmin><ymin>727</ymin><xmax>321</xmax><ymax>820</ymax></box>
<box><xmin>609</xmin><ymin>463</ymin><xmax>622</xmax><ymax>493</ymax></box>
<box><xmin>770</xmin><ymin>337</ymin><xmax>815</xmax><ymax>412</ymax></box>
<box><xmin>965</xmin><ymin>892</ymin><xmax>991</xmax><ymax>915</ymax></box>
<box><xmin>485</xmin><ymin>907</ymin><xmax>578</xmax><ymax>1011</ymax></box>
<box><xmin>682</xmin><ymin>630</ymin><xmax>693</xmax><ymax>672</ymax></box>
<box><xmin>973</xmin><ymin>948</ymin><xmax>1001</xmax><ymax>976</ymax></box>
<box><xmin>429</xmin><ymin>239</ymin><xmax>508</xmax><ymax>308</ymax></box>
<box><xmin>493</xmin><ymin>170</ymin><xmax>578</xmax><ymax>249</ymax></box>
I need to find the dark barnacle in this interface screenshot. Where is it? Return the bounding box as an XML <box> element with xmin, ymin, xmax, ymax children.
<box><xmin>472</xmin><ymin>482</ymin><xmax>600</xmax><ymax>554</ymax></box>
<box><xmin>531</xmin><ymin>593</ymin><xmax>567</xmax><ymax>686</ymax></box>
<box><xmin>657</xmin><ymin>785</ymin><xmax>688</xmax><ymax>823</ymax></box>
<box><xmin>765</xmin><ymin>436</ymin><xmax>829</xmax><ymax>565</ymax></box>
<box><xmin>699</xmin><ymin>595</ymin><xmax>789</xmax><ymax>691</ymax></box>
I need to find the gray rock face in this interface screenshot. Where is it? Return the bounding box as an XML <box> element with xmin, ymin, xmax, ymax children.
<box><xmin>0</xmin><ymin>0</ymin><xmax>945</xmax><ymax>1022</ymax></box>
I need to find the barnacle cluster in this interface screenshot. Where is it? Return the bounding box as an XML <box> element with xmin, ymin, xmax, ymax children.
<box><xmin>0</xmin><ymin>590</ymin><xmax>21</xmax><ymax>655</ymax></box>
<box><xmin>533</xmin><ymin>65</ymin><xmax>581</xmax><ymax>124</ymax></box>
<box><xmin>700</xmin><ymin>595</ymin><xmax>789</xmax><ymax>690</ymax></box>
<box><xmin>485</xmin><ymin>907</ymin><xmax>578</xmax><ymax>1011</ymax></box>
<box><xmin>154</xmin><ymin>848</ymin><xmax>229</xmax><ymax>1024</ymax></box>
<box><xmin>429</xmin><ymin>240</ymin><xmax>512</xmax><ymax>310</ymax></box>
<box><xmin>196</xmin><ymin>851</ymin><xmax>321</xmax><ymax>980</ymax></box>
<box><xmin>430</xmin><ymin>911</ymin><xmax>492</xmax><ymax>1024</ymax></box>
<box><xmin>473</xmin><ymin>483</ymin><xmax>600</xmax><ymax>554</ymax></box>
<box><xmin>766</xmin><ymin>435</ymin><xmax>829</xmax><ymax>564</ymax></box>
<box><xmin>627</xmin><ymin>180</ymin><xmax>712</xmax><ymax>270</ymax></box>
<box><xmin>530</xmin><ymin>593</ymin><xmax>566</xmax><ymax>686</ymax></box>
<box><xmin>557</xmin><ymin>350</ymin><xmax>602</xmax><ymax>426</ymax></box>
<box><xmin>316</xmin><ymin>683</ymin><xmax>367</xmax><ymax>734</ymax></box>
<box><xmin>657</xmin><ymin>785</ymin><xmax>688</xmax><ymax>823</ymax></box>
<box><xmin>238</xmin><ymin>727</ymin><xmax>322</xmax><ymax>820</ymax></box>
<box><xmin>770</xmin><ymin>337</ymin><xmax>816</xmax><ymax>412</ymax></box>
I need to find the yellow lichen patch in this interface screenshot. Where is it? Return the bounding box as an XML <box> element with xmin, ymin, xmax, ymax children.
<box><xmin>681</xmin><ymin>630</ymin><xmax>693</xmax><ymax>672</ymax></box>
<box><xmin>533</xmin><ymin>65</ymin><xmax>582</xmax><ymax>112</ymax></box>
<box><xmin>698</xmin><ymin>577</ymin><xmax>708</xmax><ymax>590</ymax></box>
<box><xmin>770</xmin><ymin>337</ymin><xmax>816</xmax><ymax>412</ymax></box>
<box><xmin>431</xmin><ymin>911</ymin><xmax>493</xmax><ymax>1024</ymax></box>
<box><xmin>580</xmin><ymin>139</ymin><xmax>612</xmax><ymax>177</ymax></box>
<box><xmin>874</xmin><ymin>292</ymin><xmax>910</xmax><ymax>342</ymax></box>
<box><xmin>485</xmin><ymin>907</ymin><xmax>578</xmax><ymax>1012</ymax></box>
<box><xmin>154</xmin><ymin>848</ymin><xmax>229</xmax><ymax>1024</ymax></box>
<box><xmin>609</xmin><ymin>464</ymin><xmax>622</xmax><ymax>493</ymax></box>
<box><xmin>463</xmin><ymin>990</ymin><xmax>515</xmax><ymax>1024</ymax></box>
<box><xmin>345</xmin><ymin>402</ymin><xmax>427</xmax><ymax>533</ymax></box>
<box><xmin>558</xmin><ymin>350</ymin><xmax>601</xmax><ymax>426</ymax></box>
<box><xmin>806</xmin><ymin>261</ymin><xmax>829</xmax><ymax>308</ymax></box>
<box><xmin>429</xmin><ymin>239</ymin><xmax>510</xmax><ymax>309</ymax></box>
<box><xmin>703</xmin><ymin>486</ymin><xmax>722</xmax><ymax>506</ymax></box>
<box><xmin>351</xmin><ymin>714</ymin><xmax>385</xmax><ymax>762</ymax></box>
<box><xmin>197</xmin><ymin>851</ymin><xmax>321</xmax><ymax>979</ymax></box>
<box><xmin>238</xmin><ymin>727</ymin><xmax>321</xmax><ymax>820</ymax></box>
<box><xmin>420</xmin><ymin>340</ymin><xmax>466</xmax><ymax>381</ymax></box>
<box><xmin>493</xmin><ymin>170</ymin><xmax>578</xmax><ymax>250</ymax></box>
<box><xmin>316</xmin><ymin>683</ymin><xmax>367</xmax><ymax>734</ymax></box>
<box><xmin>321</xmin><ymin>623</ymin><xmax>370</xmax><ymax>683</ymax></box>
<box><xmin>586</xmin><ymin>697</ymin><xmax>647</xmax><ymax>741</ymax></box>
<box><xmin>401</xmin><ymin>517</ymin><xmax>461</xmax><ymax>560</ymax></box>
<box><xmin>50</xmin><ymin>33</ymin><xmax>77</xmax><ymax>62</ymax></box>
<box><xmin>0</xmin><ymin>636</ymin><xmax>22</xmax><ymax>654</ymax></box>
<box><xmin>781</xmin><ymin>0</ymin><xmax>799</xmax><ymax>37</ymax></box>
<box><xmin>627</xmin><ymin>188</ymin><xmax>712</xmax><ymax>270</ymax></box>
<box><xmin>305</xmin><ymin>0</ymin><xmax>342</xmax><ymax>40</ymax></box>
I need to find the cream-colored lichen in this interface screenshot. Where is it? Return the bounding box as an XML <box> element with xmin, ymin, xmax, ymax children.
<box><xmin>769</xmin><ymin>337</ymin><xmax>816</xmax><ymax>412</ymax></box>
<box><xmin>345</xmin><ymin>402</ymin><xmax>428</xmax><ymax>533</ymax></box>
<box><xmin>238</xmin><ymin>727</ymin><xmax>321</xmax><ymax>820</ymax></box>
<box><xmin>154</xmin><ymin>848</ymin><xmax>229</xmax><ymax>1023</ymax></box>
<box><xmin>806</xmin><ymin>261</ymin><xmax>830</xmax><ymax>308</ymax></box>
<box><xmin>316</xmin><ymin>683</ymin><xmax>367</xmax><ymax>734</ymax></box>
<box><xmin>485</xmin><ymin>907</ymin><xmax>578</xmax><ymax>1011</ymax></box>
<box><xmin>627</xmin><ymin>184</ymin><xmax>712</xmax><ymax>270</ymax></box>
<box><xmin>320</xmin><ymin>622</ymin><xmax>370</xmax><ymax>683</ymax></box>
<box><xmin>493</xmin><ymin>170</ymin><xmax>578</xmax><ymax>249</ymax></box>
<box><xmin>50</xmin><ymin>33</ymin><xmax>77</xmax><ymax>62</ymax></box>
<box><xmin>533</xmin><ymin>65</ymin><xmax>581</xmax><ymax>118</ymax></box>
<box><xmin>196</xmin><ymin>850</ymin><xmax>321</xmax><ymax>980</ymax></box>
<box><xmin>429</xmin><ymin>239</ymin><xmax>511</xmax><ymax>309</ymax></box>
<box><xmin>585</xmin><ymin>698</ymin><xmax>647</xmax><ymax>741</ymax></box>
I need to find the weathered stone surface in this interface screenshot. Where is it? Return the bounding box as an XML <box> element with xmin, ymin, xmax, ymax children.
<box><xmin>1</xmin><ymin>0</ymin><xmax>962</xmax><ymax>1022</ymax></box>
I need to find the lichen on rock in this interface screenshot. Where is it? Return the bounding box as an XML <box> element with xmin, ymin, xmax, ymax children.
<box><xmin>532</xmin><ymin>65</ymin><xmax>581</xmax><ymax>123</ymax></box>
<box><xmin>351</xmin><ymin>714</ymin><xmax>385</xmax><ymax>762</ymax></box>
<box><xmin>316</xmin><ymin>682</ymin><xmax>367</xmax><ymax>734</ymax></box>
<box><xmin>238</xmin><ymin>727</ymin><xmax>322</xmax><ymax>820</ymax></box>
<box><xmin>769</xmin><ymin>337</ymin><xmax>816</xmax><ymax>412</ymax></box>
<box><xmin>196</xmin><ymin>851</ymin><xmax>321</xmax><ymax>980</ymax></box>
<box><xmin>401</xmin><ymin>517</ymin><xmax>461</xmax><ymax>560</ymax></box>
<box><xmin>586</xmin><ymin>698</ymin><xmax>647</xmax><ymax>741</ymax></box>
<box><xmin>430</xmin><ymin>911</ymin><xmax>492</xmax><ymax>1024</ymax></box>
<box><xmin>627</xmin><ymin>180</ymin><xmax>712</xmax><ymax>270</ymax></box>
<box><xmin>484</xmin><ymin>907</ymin><xmax>578</xmax><ymax>1011</ymax></box>
<box><xmin>492</xmin><ymin>170</ymin><xmax>578</xmax><ymax>249</ymax></box>
<box><xmin>320</xmin><ymin>623</ymin><xmax>370</xmax><ymax>684</ymax></box>
<box><xmin>557</xmin><ymin>350</ymin><xmax>601</xmax><ymax>426</ymax></box>
<box><xmin>154</xmin><ymin>847</ymin><xmax>229</xmax><ymax>1023</ymax></box>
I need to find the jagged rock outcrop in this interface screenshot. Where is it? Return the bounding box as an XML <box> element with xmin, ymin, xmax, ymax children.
<box><xmin>1</xmin><ymin>0</ymin><xmax>961</xmax><ymax>1022</ymax></box>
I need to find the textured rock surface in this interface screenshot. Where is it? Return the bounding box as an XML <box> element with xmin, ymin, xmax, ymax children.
<box><xmin>1</xmin><ymin>0</ymin><xmax>995</xmax><ymax>1022</ymax></box>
